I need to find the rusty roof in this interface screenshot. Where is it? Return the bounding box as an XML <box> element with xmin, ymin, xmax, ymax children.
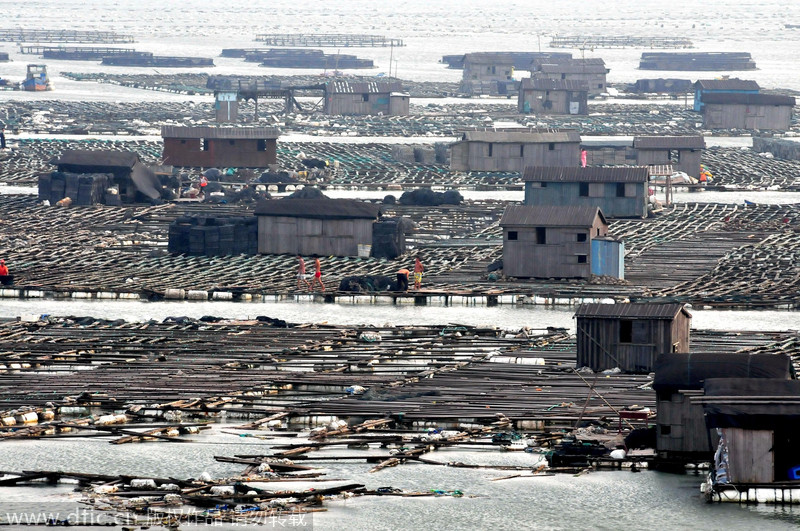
<box><xmin>161</xmin><ymin>126</ymin><xmax>280</xmax><ymax>139</ymax></box>
<box><xmin>633</xmin><ymin>136</ymin><xmax>706</xmax><ymax>150</ymax></box>
<box><xmin>694</xmin><ymin>78</ymin><xmax>760</xmax><ymax>91</ymax></box>
<box><xmin>50</xmin><ymin>149</ymin><xmax>140</xmax><ymax>168</ymax></box>
<box><xmin>701</xmin><ymin>92</ymin><xmax>796</xmax><ymax>106</ymax></box>
<box><xmin>499</xmin><ymin>205</ymin><xmax>606</xmax><ymax>228</ymax></box>
<box><xmin>326</xmin><ymin>81</ymin><xmax>403</xmax><ymax>94</ymax></box>
<box><xmin>522</xmin><ymin>166</ymin><xmax>649</xmax><ymax>183</ymax></box>
<box><xmin>254</xmin><ymin>198</ymin><xmax>381</xmax><ymax>220</ymax></box>
<box><xmin>460</xmin><ymin>130</ymin><xmax>581</xmax><ymax>144</ymax></box>
<box><xmin>574</xmin><ymin>302</ymin><xmax>691</xmax><ymax>320</ymax></box>
<box><xmin>520</xmin><ymin>78</ymin><xmax>589</xmax><ymax>91</ymax></box>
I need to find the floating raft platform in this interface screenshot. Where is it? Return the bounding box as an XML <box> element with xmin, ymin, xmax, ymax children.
<box><xmin>251</xmin><ymin>49</ymin><xmax>374</xmax><ymax>69</ymax></box>
<box><xmin>440</xmin><ymin>52</ymin><xmax>573</xmax><ymax>70</ymax></box>
<box><xmin>550</xmin><ymin>36</ymin><xmax>693</xmax><ymax>49</ymax></box>
<box><xmin>19</xmin><ymin>45</ymin><xmax>136</xmax><ymax>60</ymax></box>
<box><xmin>255</xmin><ymin>33</ymin><xmax>404</xmax><ymax>48</ymax></box>
<box><xmin>0</xmin><ymin>29</ymin><xmax>135</xmax><ymax>44</ymax></box>
<box><xmin>102</xmin><ymin>52</ymin><xmax>214</xmax><ymax>67</ymax></box>
<box><xmin>639</xmin><ymin>52</ymin><xmax>757</xmax><ymax>71</ymax></box>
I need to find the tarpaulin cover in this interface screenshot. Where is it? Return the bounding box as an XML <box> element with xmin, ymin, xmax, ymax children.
<box><xmin>652</xmin><ymin>352</ymin><xmax>792</xmax><ymax>393</ymax></box>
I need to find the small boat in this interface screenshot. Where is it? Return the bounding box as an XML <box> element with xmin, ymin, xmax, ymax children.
<box><xmin>22</xmin><ymin>64</ymin><xmax>53</xmax><ymax>91</ymax></box>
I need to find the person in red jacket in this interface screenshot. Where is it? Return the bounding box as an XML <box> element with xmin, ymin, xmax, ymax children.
<box><xmin>0</xmin><ymin>259</ymin><xmax>8</xmax><ymax>276</ymax></box>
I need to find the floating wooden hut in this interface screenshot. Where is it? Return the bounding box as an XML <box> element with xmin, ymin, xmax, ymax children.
<box><xmin>450</xmin><ymin>131</ymin><xmax>581</xmax><ymax>173</ymax></box>
<box><xmin>161</xmin><ymin>126</ymin><xmax>280</xmax><ymax>168</ymax></box>
<box><xmin>522</xmin><ymin>166</ymin><xmax>650</xmax><ymax>219</ymax></box>
<box><xmin>500</xmin><ymin>205</ymin><xmax>616</xmax><ymax>279</ymax></box>
<box><xmin>639</xmin><ymin>52</ymin><xmax>757</xmax><ymax>71</ymax></box>
<box><xmin>324</xmin><ymin>81</ymin><xmax>408</xmax><ymax>116</ymax></box>
<box><xmin>693</xmin><ymin>78</ymin><xmax>760</xmax><ymax>112</ymax></box>
<box><xmin>532</xmin><ymin>58</ymin><xmax>609</xmax><ymax>96</ymax></box>
<box><xmin>254</xmin><ymin>198</ymin><xmax>381</xmax><ymax>256</ymax></box>
<box><xmin>700</xmin><ymin>93</ymin><xmax>796</xmax><ymax>131</ymax></box>
<box><xmin>633</xmin><ymin>135</ymin><xmax>705</xmax><ymax>179</ymax></box>
<box><xmin>576</xmin><ymin>303</ymin><xmax>691</xmax><ymax>374</ymax></box>
<box><xmin>518</xmin><ymin>78</ymin><xmax>588</xmax><ymax>115</ymax></box>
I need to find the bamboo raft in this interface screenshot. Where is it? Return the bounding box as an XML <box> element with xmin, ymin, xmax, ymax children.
<box><xmin>254</xmin><ymin>34</ymin><xmax>404</xmax><ymax>48</ymax></box>
<box><xmin>550</xmin><ymin>35</ymin><xmax>694</xmax><ymax>49</ymax></box>
<box><xmin>0</xmin><ymin>29</ymin><xmax>135</xmax><ymax>44</ymax></box>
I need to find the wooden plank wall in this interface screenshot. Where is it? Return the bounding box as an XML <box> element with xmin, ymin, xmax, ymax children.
<box><xmin>725</xmin><ymin>427</ymin><xmax>774</xmax><ymax>484</ymax></box>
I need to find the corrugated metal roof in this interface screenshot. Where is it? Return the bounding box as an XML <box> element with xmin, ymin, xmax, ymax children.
<box><xmin>701</xmin><ymin>92</ymin><xmax>796</xmax><ymax>106</ymax></box>
<box><xmin>254</xmin><ymin>198</ymin><xmax>381</xmax><ymax>219</ymax></box>
<box><xmin>520</xmin><ymin>78</ymin><xmax>588</xmax><ymax>91</ymax></box>
<box><xmin>50</xmin><ymin>149</ymin><xmax>140</xmax><ymax>168</ymax></box>
<box><xmin>161</xmin><ymin>126</ymin><xmax>281</xmax><ymax>139</ymax></box>
<box><xmin>522</xmin><ymin>166</ymin><xmax>649</xmax><ymax>183</ymax></box>
<box><xmin>653</xmin><ymin>352</ymin><xmax>791</xmax><ymax>392</ymax></box>
<box><xmin>694</xmin><ymin>79</ymin><xmax>760</xmax><ymax>91</ymax></box>
<box><xmin>538</xmin><ymin>63</ymin><xmax>609</xmax><ymax>74</ymax></box>
<box><xmin>326</xmin><ymin>81</ymin><xmax>403</xmax><ymax>94</ymax></box>
<box><xmin>533</xmin><ymin>57</ymin><xmax>605</xmax><ymax>68</ymax></box>
<box><xmin>574</xmin><ymin>302</ymin><xmax>690</xmax><ymax>319</ymax></box>
<box><xmin>463</xmin><ymin>52</ymin><xmax>514</xmax><ymax>64</ymax></box>
<box><xmin>633</xmin><ymin>136</ymin><xmax>706</xmax><ymax>150</ymax></box>
<box><xmin>499</xmin><ymin>205</ymin><xmax>605</xmax><ymax>227</ymax></box>
<box><xmin>460</xmin><ymin>130</ymin><xmax>581</xmax><ymax>144</ymax></box>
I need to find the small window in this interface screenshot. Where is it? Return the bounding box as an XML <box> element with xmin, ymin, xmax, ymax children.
<box><xmin>561</xmin><ymin>73</ymin><xmax>566</xmax><ymax>80</ymax></box>
<box><xmin>616</xmin><ymin>183</ymin><xmax>626</xmax><ymax>197</ymax></box>
<box><xmin>180</xmin><ymin>139</ymin><xmax>187</xmax><ymax>144</ymax></box>
<box><xmin>201</xmin><ymin>139</ymin><xmax>209</xmax><ymax>151</ymax></box>
<box><xmin>660</xmin><ymin>424</ymin><xmax>672</xmax><ymax>435</ymax></box>
<box><xmin>257</xmin><ymin>139</ymin><xmax>267</xmax><ymax>152</ymax></box>
<box><xmin>536</xmin><ymin>227</ymin><xmax>546</xmax><ymax>244</ymax></box>
<box><xmin>577</xmin><ymin>233</ymin><xmax>587</xmax><ymax>242</ymax></box>
<box><xmin>545</xmin><ymin>90</ymin><xmax>550</xmax><ymax>96</ymax></box>
<box><xmin>620</xmin><ymin>320</ymin><xmax>633</xmax><ymax>343</ymax></box>
<box><xmin>520</xmin><ymin>145</ymin><xmax>524</xmax><ymax>157</ymax></box>
<box><xmin>579</xmin><ymin>183</ymin><xmax>589</xmax><ymax>197</ymax></box>
<box><xmin>577</xmin><ymin>254</ymin><xmax>587</xmax><ymax>264</ymax></box>
<box><xmin>548</xmin><ymin>143</ymin><xmax>555</xmax><ymax>151</ymax></box>
<box><xmin>488</xmin><ymin>143</ymin><xmax>493</xmax><ymax>157</ymax></box>
<box><xmin>362</xmin><ymin>94</ymin><xmax>369</xmax><ymax>102</ymax></box>
<box><xmin>541</xmin><ymin>182</ymin><xmax>547</xmax><ymax>188</ymax></box>
<box><xmin>508</xmin><ymin>231</ymin><xmax>518</xmax><ymax>241</ymax></box>
<box><xmin>229</xmin><ymin>140</ymin><xmax>235</xmax><ymax>146</ymax></box>
<box><xmin>598</xmin><ymin>83</ymin><xmax>603</xmax><ymax>89</ymax></box>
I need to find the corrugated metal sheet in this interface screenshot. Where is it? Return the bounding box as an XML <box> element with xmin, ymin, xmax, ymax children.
<box><xmin>520</xmin><ymin>78</ymin><xmax>589</xmax><ymax>91</ymax></box>
<box><xmin>694</xmin><ymin>79</ymin><xmax>760</xmax><ymax>91</ymax></box>
<box><xmin>50</xmin><ymin>150</ymin><xmax>139</xmax><ymax>168</ymax></box>
<box><xmin>539</xmin><ymin>62</ymin><xmax>608</xmax><ymax>74</ymax></box>
<box><xmin>500</xmin><ymin>205</ymin><xmax>605</xmax><ymax>227</ymax></box>
<box><xmin>522</xmin><ymin>166</ymin><xmax>649</xmax><ymax>183</ymax></box>
<box><xmin>633</xmin><ymin>136</ymin><xmax>706</xmax><ymax>150</ymax></box>
<box><xmin>326</xmin><ymin>81</ymin><xmax>402</xmax><ymax>94</ymax></box>
<box><xmin>701</xmin><ymin>92</ymin><xmax>796</xmax><ymax>106</ymax></box>
<box><xmin>574</xmin><ymin>302</ymin><xmax>689</xmax><ymax>319</ymax></box>
<box><xmin>460</xmin><ymin>130</ymin><xmax>581</xmax><ymax>144</ymax></box>
<box><xmin>653</xmin><ymin>352</ymin><xmax>792</xmax><ymax>392</ymax></box>
<box><xmin>254</xmin><ymin>198</ymin><xmax>381</xmax><ymax>220</ymax></box>
<box><xmin>161</xmin><ymin>126</ymin><xmax>280</xmax><ymax>139</ymax></box>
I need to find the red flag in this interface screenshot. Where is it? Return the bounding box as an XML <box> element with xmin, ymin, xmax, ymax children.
<box><xmin>580</xmin><ymin>150</ymin><xmax>587</xmax><ymax>168</ymax></box>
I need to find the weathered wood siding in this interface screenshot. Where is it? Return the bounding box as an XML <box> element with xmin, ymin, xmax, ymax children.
<box><xmin>703</xmin><ymin>103</ymin><xmax>792</xmax><ymax>131</ymax></box>
<box><xmin>163</xmin><ymin>138</ymin><xmax>277</xmax><ymax>167</ymax></box>
<box><xmin>503</xmin><ymin>221</ymin><xmax>606</xmax><ymax>278</ymax></box>
<box><xmin>524</xmin><ymin>181</ymin><xmax>648</xmax><ymax>219</ymax></box>
<box><xmin>518</xmin><ymin>88</ymin><xmax>588</xmax><ymax>115</ymax></box>
<box><xmin>538</xmin><ymin>72</ymin><xmax>607</xmax><ymax>95</ymax></box>
<box><xmin>450</xmin><ymin>141</ymin><xmax>580</xmax><ymax>172</ymax></box>
<box><xmin>325</xmin><ymin>92</ymin><xmax>394</xmax><ymax>116</ymax></box>
<box><xmin>576</xmin><ymin>315</ymin><xmax>690</xmax><ymax>372</ymax></box>
<box><xmin>463</xmin><ymin>61</ymin><xmax>513</xmax><ymax>82</ymax></box>
<box><xmin>388</xmin><ymin>95</ymin><xmax>410</xmax><ymax>116</ymax></box>
<box><xmin>636</xmin><ymin>148</ymin><xmax>702</xmax><ymax>178</ymax></box>
<box><xmin>724</xmin><ymin>428</ymin><xmax>774</xmax><ymax>484</ymax></box>
<box><xmin>656</xmin><ymin>391</ymin><xmax>716</xmax><ymax>457</ymax></box>
<box><xmin>258</xmin><ymin>216</ymin><xmax>373</xmax><ymax>256</ymax></box>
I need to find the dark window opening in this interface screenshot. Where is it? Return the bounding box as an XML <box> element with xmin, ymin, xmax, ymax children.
<box><xmin>508</xmin><ymin>231</ymin><xmax>518</xmax><ymax>241</ymax></box>
<box><xmin>620</xmin><ymin>320</ymin><xmax>633</xmax><ymax>343</ymax></box>
<box><xmin>488</xmin><ymin>143</ymin><xmax>493</xmax><ymax>157</ymax></box>
<box><xmin>201</xmin><ymin>139</ymin><xmax>209</xmax><ymax>151</ymax></box>
<box><xmin>616</xmin><ymin>183</ymin><xmax>626</xmax><ymax>197</ymax></box>
<box><xmin>541</xmin><ymin>182</ymin><xmax>547</xmax><ymax>187</ymax></box>
<box><xmin>546</xmin><ymin>90</ymin><xmax>550</xmax><ymax>96</ymax></box>
<box><xmin>598</xmin><ymin>83</ymin><xmax>603</xmax><ymax>89</ymax></box>
<box><xmin>257</xmin><ymin>139</ymin><xmax>267</xmax><ymax>152</ymax></box>
<box><xmin>577</xmin><ymin>254</ymin><xmax>587</xmax><ymax>264</ymax></box>
<box><xmin>561</xmin><ymin>73</ymin><xmax>566</xmax><ymax>79</ymax></box>
<box><xmin>660</xmin><ymin>424</ymin><xmax>672</xmax><ymax>435</ymax></box>
<box><xmin>520</xmin><ymin>145</ymin><xmax>524</xmax><ymax>157</ymax></box>
<box><xmin>536</xmin><ymin>227</ymin><xmax>546</xmax><ymax>244</ymax></box>
<box><xmin>180</xmin><ymin>139</ymin><xmax>187</xmax><ymax>144</ymax></box>
<box><xmin>229</xmin><ymin>140</ymin><xmax>235</xmax><ymax>146</ymax></box>
<box><xmin>597</xmin><ymin>228</ymin><xmax>601</xmax><ymax>236</ymax></box>
<box><xmin>579</xmin><ymin>183</ymin><xmax>589</xmax><ymax>197</ymax></box>
<box><xmin>548</xmin><ymin>142</ymin><xmax>555</xmax><ymax>151</ymax></box>
<box><xmin>577</xmin><ymin>233</ymin><xmax>587</xmax><ymax>242</ymax></box>
<box><xmin>362</xmin><ymin>94</ymin><xmax>369</xmax><ymax>102</ymax></box>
